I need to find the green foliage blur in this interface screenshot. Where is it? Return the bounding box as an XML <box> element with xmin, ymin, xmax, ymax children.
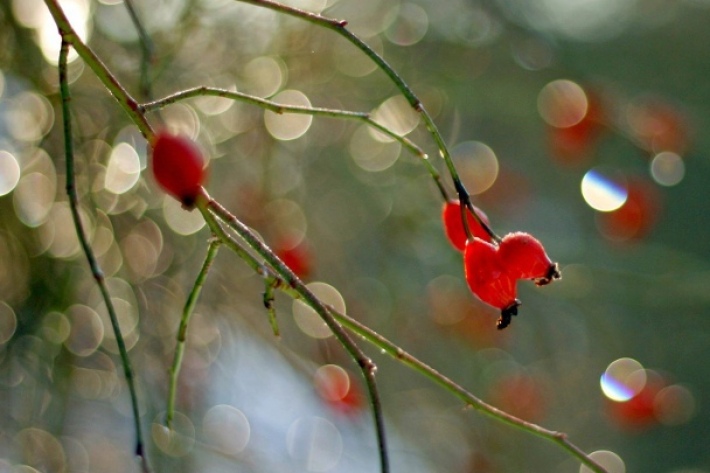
<box><xmin>1</xmin><ymin>0</ymin><xmax>709</xmax><ymax>471</ymax></box>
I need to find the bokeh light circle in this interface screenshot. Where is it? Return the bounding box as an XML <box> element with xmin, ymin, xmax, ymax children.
<box><xmin>333</xmin><ymin>35</ymin><xmax>382</xmax><ymax>77</ymax></box>
<box><xmin>162</xmin><ymin>197</ymin><xmax>206</xmax><ymax>235</ymax></box>
<box><xmin>580</xmin><ymin>450</ymin><xmax>625</xmax><ymax>473</ymax></box>
<box><xmin>152</xmin><ymin>412</ymin><xmax>195</xmax><ymax>457</ymax></box>
<box><xmin>64</xmin><ymin>304</ymin><xmax>104</xmax><ymax>357</ymax></box>
<box><xmin>350</xmin><ymin>124</ymin><xmax>402</xmax><ymax>172</ymax></box>
<box><xmin>581</xmin><ymin>168</ymin><xmax>628</xmax><ymax>211</ymax></box>
<box><xmin>654</xmin><ymin>384</ymin><xmax>696</xmax><ymax>426</ymax></box>
<box><xmin>286</xmin><ymin>417</ymin><xmax>343</xmax><ymax>472</ymax></box>
<box><xmin>451</xmin><ymin>141</ymin><xmax>499</xmax><ymax>195</ymax></box>
<box><xmin>36</xmin><ymin>0</ymin><xmax>91</xmax><ymax>64</ymax></box>
<box><xmin>105</xmin><ymin>142</ymin><xmax>141</xmax><ymax>194</ymax></box>
<box><xmin>538</xmin><ymin>79</ymin><xmax>588</xmax><ymax>128</ymax></box>
<box><xmin>6</xmin><ymin>92</ymin><xmax>55</xmax><ymax>143</ymax></box>
<box><xmin>243</xmin><ymin>56</ymin><xmax>286</xmax><ymax>97</ymax></box>
<box><xmin>264</xmin><ymin>90</ymin><xmax>313</xmax><ymax>141</ymax></box>
<box><xmin>650</xmin><ymin>151</ymin><xmax>684</xmax><ymax>187</ymax></box>
<box><xmin>292</xmin><ymin>282</ymin><xmax>345</xmax><ymax>339</ymax></box>
<box><xmin>384</xmin><ymin>3</ymin><xmax>429</xmax><ymax>46</ymax></box>
<box><xmin>0</xmin><ymin>151</ymin><xmax>21</xmax><ymax>196</ymax></box>
<box><xmin>601</xmin><ymin>357</ymin><xmax>646</xmax><ymax>402</ymax></box>
<box><xmin>0</xmin><ymin>301</ymin><xmax>18</xmax><ymax>345</ymax></box>
<box><xmin>314</xmin><ymin>364</ymin><xmax>350</xmax><ymax>402</ymax></box>
<box><xmin>14</xmin><ymin>427</ymin><xmax>67</xmax><ymax>472</ymax></box>
<box><xmin>14</xmin><ymin>172</ymin><xmax>56</xmax><ymax>228</ymax></box>
<box><xmin>371</xmin><ymin>95</ymin><xmax>420</xmax><ymax>142</ymax></box>
<box><xmin>202</xmin><ymin>404</ymin><xmax>251</xmax><ymax>455</ymax></box>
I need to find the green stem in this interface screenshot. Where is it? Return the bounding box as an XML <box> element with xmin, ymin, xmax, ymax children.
<box><xmin>262</xmin><ymin>280</ymin><xmax>280</xmax><ymax>338</ymax></box>
<box><xmin>59</xmin><ymin>40</ymin><xmax>151</xmax><ymax>473</ymax></box>
<box><xmin>44</xmin><ymin>0</ymin><xmax>154</xmax><ymax>140</ymax></box>
<box><xmin>166</xmin><ymin>237</ymin><xmax>221</xmax><ymax>427</ymax></box>
<box><xmin>123</xmin><ymin>0</ymin><xmax>155</xmax><ymax>100</ymax></box>
<box><xmin>233</xmin><ymin>0</ymin><xmax>464</xmax><ymax>192</ymax></box>
<box><xmin>194</xmin><ymin>189</ymin><xmax>607</xmax><ymax>473</ymax></box>
<box><xmin>195</xmin><ymin>190</ymin><xmax>390</xmax><ymax>473</ymax></box>
<box><xmin>139</xmin><ymin>86</ymin><xmax>443</xmax><ymax>183</ymax></box>
<box><xmin>328</xmin><ymin>310</ymin><xmax>606</xmax><ymax>473</ymax></box>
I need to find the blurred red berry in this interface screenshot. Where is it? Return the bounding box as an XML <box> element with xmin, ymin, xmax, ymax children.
<box><xmin>596</xmin><ymin>178</ymin><xmax>661</xmax><ymax>241</ymax></box>
<box><xmin>151</xmin><ymin>132</ymin><xmax>206</xmax><ymax>207</ymax></box>
<box><xmin>499</xmin><ymin>232</ymin><xmax>560</xmax><ymax>286</ymax></box>
<box><xmin>314</xmin><ymin>365</ymin><xmax>364</xmax><ymax>416</ymax></box>
<box><xmin>441</xmin><ymin>199</ymin><xmax>492</xmax><ymax>252</ymax></box>
<box><xmin>608</xmin><ymin>377</ymin><xmax>664</xmax><ymax>430</ymax></box>
<box><xmin>548</xmin><ymin>90</ymin><xmax>605</xmax><ymax>164</ymax></box>
<box><xmin>628</xmin><ymin>99</ymin><xmax>690</xmax><ymax>154</ymax></box>
<box><xmin>464</xmin><ymin>237</ymin><xmax>520</xmax><ymax>329</ymax></box>
<box><xmin>275</xmin><ymin>239</ymin><xmax>313</xmax><ymax>279</ymax></box>
<box><xmin>491</xmin><ymin>372</ymin><xmax>547</xmax><ymax>422</ymax></box>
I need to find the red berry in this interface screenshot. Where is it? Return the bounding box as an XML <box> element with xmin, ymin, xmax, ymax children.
<box><xmin>442</xmin><ymin>200</ymin><xmax>492</xmax><ymax>252</ymax></box>
<box><xmin>151</xmin><ymin>132</ymin><xmax>206</xmax><ymax>207</ymax></box>
<box><xmin>464</xmin><ymin>238</ymin><xmax>519</xmax><ymax>329</ymax></box>
<box><xmin>499</xmin><ymin>232</ymin><xmax>560</xmax><ymax>286</ymax></box>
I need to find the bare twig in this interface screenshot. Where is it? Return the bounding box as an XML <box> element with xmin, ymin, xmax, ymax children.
<box><xmin>196</xmin><ymin>190</ymin><xmax>390</xmax><ymax>473</ymax></box>
<box><xmin>167</xmin><ymin>237</ymin><xmax>221</xmax><ymax>427</ymax></box>
<box><xmin>123</xmin><ymin>0</ymin><xmax>155</xmax><ymax>100</ymax></box>
<box><xmin>140</xmin><ymin>86</ymin><xmax>447</xmax><ymax>196</ymax></box>
<box><xmin>44</xmin><ymin>0</ymin><xmax>154</xmax><ymax>140</ymax></box>
<box><xmin>58</xmin><ymin>40</ymin><xmax>151</xmax><ymax>473</ymax></box>
<box><xmin>194</xmin><ymin>187</ymin><xmax>608</xmax><ymax>473</ymax></box>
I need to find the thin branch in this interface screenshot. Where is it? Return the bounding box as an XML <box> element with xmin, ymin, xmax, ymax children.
<box><xmin>44</xmin><ymin>0</ymin><xmax>154</xmax><ymax>140</ymax></box>
<box><xmin>59</xmin><ymin>40</ymin><xmax>151</xmax><ymax>473</ymax></box>
<box><xmin>123</xmin><ymin>0</ymin><xmax>155</xmax><ymax>100</ymax></box>
<box><xmin>140</xmin><ymin>86</ymin><xmax>445</xmax><ymax>192</ymax></box>
<box><xmin>142</xmin><ymin>85</ymin><xmax>449</xmax><ymax>201</ymax></box>
<box><xmin>166</xmin><ymin>237</ymin><xmax>221</xmax><ymax>427</ymax></box>
<box><xmin>232</xmin><ymin>0</ymin><xmax>466</xmax><ymax>194</ymax></box>
<box><xmin>195</xmin><ymin>190</ymin><xmax>390</xmax><ymax>473</ymax></box>
<box><xmin>328</xmin><ymin>310</ymin><xmax>607</xmax><ymax>473</ymax></box>
<box><xmin>193</xmin><ymin>188</ymin><xmax>607</xmax><ymax>473</ymax></box>
<box><xmin>262</xmin><ymin>278</ymin><xmax>280</xmax><ymax>338</ymax></box>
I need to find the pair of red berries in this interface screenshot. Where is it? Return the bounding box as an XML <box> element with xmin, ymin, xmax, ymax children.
<box><xmin>442</xmin><ymin>200</ymin><xmax>560</xmax><ymax>329</ymax></box>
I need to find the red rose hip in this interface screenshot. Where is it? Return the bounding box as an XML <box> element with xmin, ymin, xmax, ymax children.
<box><xmin>151</xmin><ymin>132</ymin><xmax>206</xmax><ymax>207</ymax></box>
<box><xmin>464</xmin><ymin>237</ymin><xmax>520</xmax><ymax>329</ymax></box>
<box><xmin>499</xmin><ymin>232</ymin><xmax>560</xmax><ymax>286</ymax></box>
<box><xmin>442</xmin><ymin>200</ymin><xmax>492</xmax><ymax>252</ymax></box>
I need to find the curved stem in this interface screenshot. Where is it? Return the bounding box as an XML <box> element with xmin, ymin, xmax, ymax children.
<box><xmin>195</xmin><ymin>189</ymin><xmax>606</xmax><ymax>473</ymax></box>
<box><xmin>59</xmin><ymin>40</ymin><xmax>151</xmax><ymax>473</ymax></box>
<box><xmin>140</xmin><ymin>86</ymin><xmax>444</xmax><ymax>186</ymax></box>
<box><xmin>123</xmin><ymin>0</ymin><xmax>155</xmax><ymax>100</ymax></box>
<box><xmin>44</xmin><ymin>0</ymin><xmax>154</xmax><ymax>140</ymax></box>
<box><xmin>196</xmin><ymin>191</ymin><xmax>390</xmax><ymax>473</ymax></box>
<box><xmin>232</xmin><ymin>0</ymin><xmax>467</xmax><ymax>199</ymax></box>
<box><xmin>166</xmin><ymin>237</ymin><xmax>221</xmax><ymax>427</ymax></box>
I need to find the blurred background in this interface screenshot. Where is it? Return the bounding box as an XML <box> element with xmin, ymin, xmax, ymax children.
<box><xmin>0</xmin><ymin>0</ymin><xmax>709</xmax><ymax>471</ymax></box>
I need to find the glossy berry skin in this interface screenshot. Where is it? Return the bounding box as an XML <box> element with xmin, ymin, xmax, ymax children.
<box><xmin>151</xmin><ymin>132</ymin><xmax>206</xmax><ymax>207</ymax></box>
<box><xmin>442</xmin><ymin>200</ymin><xmax>492</xmax><ymax>252</ymax></box>
<box><xmin>499</xmin><ymin>232</ymin><xmax>560</xmax><ymax>286</ymax></box>
<box><xmin>464</xmin><ymin>238</ymin><xmax>520</xmax><ymax>329</ymax></box>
